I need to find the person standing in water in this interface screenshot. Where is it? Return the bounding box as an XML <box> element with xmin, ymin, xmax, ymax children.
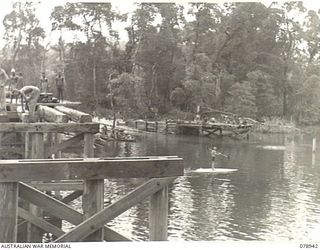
<box><xmin>210</xmin><ymin>146</ymin><xmax>228</xmax><ymax>170</ymax></box>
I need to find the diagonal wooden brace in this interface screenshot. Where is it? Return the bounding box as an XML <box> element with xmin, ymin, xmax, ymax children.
<box><xmin>18</xmin><ymin>207</ymin><xmax>65</xmax><ymax>238</ymax></box>
<box><xmin>54</xmin><ymin>177</ymin><xmax>176</xmax><ymax>242</ymax></box>
<box><xmin>18</xmin><ymin>182</ymin><xmax>130</xmax><ymax>242</ymax></box>
<box><xmin>45</xmin><ymin>133</ymin><xmax>84</xmax><ymax>158</ymax></box>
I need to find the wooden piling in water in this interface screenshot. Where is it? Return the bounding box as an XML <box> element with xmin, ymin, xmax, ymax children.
<box><xmin>0</xmin><ymin>182</ymin><xmax>18</xmax><ymax>242</ymax></box>
<box><xmin>155</xmin><ymin>121</ymin><xmax>158</xmax><ymax>132</ymax></box>
<box><xmin>18</xmin><ymin>131</ymin><xmax>32</xmax><ymax>242</ymax></box>
<box><xmin>82</xmin><ymin>133</ymin><xmax>104</xmax><ymax>241</ymax></box>
<box><xmin>28</xmin><ymin>133</ymin><xmax>45</xmax><ymax>242</ymax></box>
<box><xmin>149</xmin><ymin>186</ymin><xmax>168</xmax><ymax>241</ymax></box>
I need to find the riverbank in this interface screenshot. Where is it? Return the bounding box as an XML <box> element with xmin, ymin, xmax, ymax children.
<box><xmin>91</xmin><ymin>108</ymin><xmax>304</xmax><ymax>136</ymax></box>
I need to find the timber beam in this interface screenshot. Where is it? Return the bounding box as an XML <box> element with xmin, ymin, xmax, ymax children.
<box><xmin>30</xmin><ymin>182</ymin><xmax>84</xmax><ymax>191</ymax></box>
<box><xmin>0</xmin><ymin>156</ymin><xmax>184</xmax><ymax>182</ymax></box>
<box><xmin>38</xmin><ymin>106</ymin><xmax>69</xmax><ymax>123</ymax></box>
<box><xmin>61</xmin><ymin>191</ymin><xmax>83</xmax><ymax>204</ymax></box>
<box><xmin>54</xmin><ymin>106</ymin><xmax>92</xmax><ymax>123</ymax></box>
<box><xmin>0</xmin><ymin>122</ymin><xmax>99</xmax><ymax>133</ymax></box>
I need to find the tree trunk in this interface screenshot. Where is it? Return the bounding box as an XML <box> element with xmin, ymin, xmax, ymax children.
<box><xmin>282</xmin><ymin>64</ymin><xmax>288</xmax><ymax>117</ymax></box>
<box><xmin>93</xmin><ymin>57</ymin><xmax>97</xmax><ymax>108</ymax></box>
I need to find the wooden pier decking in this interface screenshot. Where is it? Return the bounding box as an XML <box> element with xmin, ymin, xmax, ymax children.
<box><xmin>0</xmin><ymin>88</ymin><xmax>184</xmax><ymax>243</ymax></box>
<box><xmin>131</xmin><ymin>119</ymin><xmax>252</xmax><ymax>137</ymax></box>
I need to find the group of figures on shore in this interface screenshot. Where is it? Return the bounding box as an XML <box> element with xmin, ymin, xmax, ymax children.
<box><xmin>0</xmin><ymin>67</ymin><xmax>65</xmax><ymax>122</ymax></box>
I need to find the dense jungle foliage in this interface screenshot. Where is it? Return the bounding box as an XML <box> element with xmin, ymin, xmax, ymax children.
<box><xmin>1</xmin><ymin>2</ymin><xmax>320</xmax><ymax>124</ymax></box>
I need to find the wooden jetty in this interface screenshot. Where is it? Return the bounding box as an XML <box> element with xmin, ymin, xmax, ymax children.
<box><xmin>131</xmin><ymin>119</ymin><xmax>252</xmax><ymax>138</ymax></box>
<box><xmin>177</xmin><ymin>121</ymin><xmax>252</xmax><ymax>137</ymax></box>
<box><xmin>0</xmin><ymin>88</ymin><xmax>184</xmax><ymax>243</ymax></box>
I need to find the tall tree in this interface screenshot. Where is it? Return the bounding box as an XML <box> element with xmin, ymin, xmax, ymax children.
<box><xmin>50</xmin><ymin>2</ymin><xmax>125</xmax><ymax>109</ymax></box>
<box><xmin>3</xmin><ymin>2</ymin><xmax>45</xmax><ymax>84</ymax></box>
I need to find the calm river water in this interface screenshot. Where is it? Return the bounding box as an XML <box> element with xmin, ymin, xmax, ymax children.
<box><xmin>92</xmin><ymin>132</ymin><xmax>320</xmax><ymax>241</ymax></box>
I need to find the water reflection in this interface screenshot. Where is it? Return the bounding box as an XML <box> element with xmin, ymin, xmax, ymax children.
<box><xmin>94</xmin><ymin>132</ymin><xmax>320</xmax><ymax>241</ymax></box>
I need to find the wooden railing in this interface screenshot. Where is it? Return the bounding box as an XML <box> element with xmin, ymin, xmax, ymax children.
<box><xmin>0</xmin><ymin>156</ymin><xmax>184</xmax><ymax>243</ymax></box>
<box><xmin>0</xmin><ymin>103</ymin><xmax>184</xmax><ymax>243</ymax></box>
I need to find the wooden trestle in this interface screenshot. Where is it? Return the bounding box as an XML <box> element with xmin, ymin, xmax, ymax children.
<box><xmin>0</xmin><ymin>94</ymin><xmax>184</xmax><ymax>243</ymax></box>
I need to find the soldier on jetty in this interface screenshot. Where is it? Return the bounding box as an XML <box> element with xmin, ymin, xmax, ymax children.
<box><xmin>12</xmin><ymin>85</ymin><xmax>40</xmax><ymax>122</ymax></box>
<box><xmin>9</xmin><ymin>69</ymin><xmax>19</xmax><ymax>103</ymax></box>
<box><xmin>55</xmin><ymin>72</ymin><xmax>65</xmax><ymax>102</ymax></box>
<box><xmin>39</xmin><ymin>72</ymin><xmax>49</xmax><ymax>93</ymax></box>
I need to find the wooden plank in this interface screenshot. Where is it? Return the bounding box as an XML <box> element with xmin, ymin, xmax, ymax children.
<box><xmin>149</xmin><ymin>186</ymin><xmax>168</xmax><ymax>240</ymax></box>
<box><xmin>0</xmin><ymin>182</ymin><xmax>18</xmax><ymax>242</ymax></box>
<box><xmin>82</xmin><ymin>179</ymin><xmax>104</xmax><ymax>241</ymax></box>
<box><xmin>0</xmin><ymin>156</ymin><xmax>184</xmax><ymax>182</ymax></box>
<box><xmin>45</xmin><ymin>132</ymin><xmax>53</xmax><ymax>158</ymax></box>
<box><xmin>19</xmin><ymin>131</ymin><xmax>30</xmax><ymax>242</ymax></box>
<box><xmin>38</xmin><ymin>105</ymin><xmax>69</xmax><ymax>123</ymax></box>
<box><xmin>54</xmin><ymin>177</ymin><xmax>176</xmax><ymax>242</ymax></box>
<box><xmin>36</xmin><ymin>101</ymin><xmax>81</xmax><ymax>107</ymax></box>
<box><xmin>0</xmin><ymin>122</ymin><xmax>99</xmax><ymax>133</ymax></box>
<box><xmin>7</xmin><ymin>111</ymin><xmax>19</xmax><ymax>121</ymax></box>
<box><xmin>19</xmin><ymin>183</ymin><xmax>80</xmax><ymax>229</ymax></box>
<box><xmin>18</xmin><ymin>208</ymin><xmax>65</xmax><ymax>238</ymax></box>
<box><xmin>53</xmin><ymin>133</ymin><xmax>62</xmax><ymax>158</ymax></box>
<box><xmin>83</xmin><ymin>133</ymin><xmax>94</xmax><ymax>158</ymax></box>
<box><xmin>31</xmin><ymin>133</ymin><xmax>44</xmax><ymax>159</ymax></box>
<box><xmin>46</xmin><ymin>133</ymin><xmax>84</xmax><ymax>158</ymax></box>
<box><xmin>24</xmin><ymin>132</ymin><xmax>31</xmax><ymax>159</ymax></box>
<box><xmin>29</xmin><ymin>133</ymin><xmax>44</xmax><ymax>242</ymax></box>
<box><xmin>30</xmin><ymin>182</ymin><xmax>84</xmax><ymax>191</ymax></box>
<box><xmin>55</xmin><ymin>106</ymin><xmax>92</xmax><ymax>123</ymax></box>
<box><xmin>61</xmin><ymin>190</ymin><xmax>83</xmax><ymax>204</ymax></box>
<box><xmin>19</xmin><ymin>183</ymin><xmax>131</xmax><ymax>241</ymax></box>
<box><xmin>83</xmin><ymin>133</ymin><xmax>104</xmax><ymax>241</ymax></box>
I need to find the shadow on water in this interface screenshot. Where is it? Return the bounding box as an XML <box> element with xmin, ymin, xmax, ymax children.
<box><xmin>92</xmin><ymin>132</ymin><xmax>320</xmax><ymax>241</ymax></box>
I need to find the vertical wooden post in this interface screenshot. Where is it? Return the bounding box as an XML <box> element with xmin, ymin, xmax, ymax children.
<box><xmin>155</xmin><ymin>121</ymin><xmax>158</xmax><ymax>132</ymax></box>
<box><xmin>199</xmin><ymin>125</ymin><xmax>203</xmax><ymax>136</ymax></box>
<box><xmin>312</xmin><ymin>138</ymin><xmax>316</xmax><ymax>154</ymax></box>
<box><xmin>54</xmin><ymin>133</ymin><xmax>62</xmax><ymax>158</ymax></box>
<box><xmin>28</xmin><ymin>133</ymin><xmax>44</xmax><ymax>242</ymax></box>
<box><xmin>18</xmin><ymin>132</ymin><xmax>31</xmax><ymax>242</ymax></box>
<box><xmin>149</xmin><ymin>185</ymin><xmax>168</xmax><ymax>241</ymax></box>
<box><xmin>47</xmin><ymin>132</ymin><xmax>62</xmax><ymax>240</ymax></box>
<box><xmin>145</xmin><ymin>121</ymin><xmax>148</xmax><ymax>131</ymax></box>
<box><xmin>82</xmin><ymin>133</ymin><xmax>104</xmax><ymax>241</ymax></box>
<box><xmin>24</xmin><ymin>132</ymin><xmax>31</xmax><ymax>159</ymax></box>
<box><xmin>165</xmin><ymin>120</ymin><xmax>168</xmax><ymax>134</ymax></box>
<box><xmin>46</xmin><ymin>132</ymin><xmax>53</xmax><ymax>158</ymax></box>
<box><xmin>0</xmin><ymin>182</ymin><xmax>18</xmax><ymax>242</ymax></box>
<box><xmin>135</xmin><ymin>121</ymin><xmax>138</xmax><ymax>129</ymax></box>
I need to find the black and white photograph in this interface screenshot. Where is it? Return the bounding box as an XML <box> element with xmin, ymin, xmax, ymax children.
<box><xmin>0</xmin><ymin>0</ymin><xmax>319</xmax><ymax>248</ymax></box>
